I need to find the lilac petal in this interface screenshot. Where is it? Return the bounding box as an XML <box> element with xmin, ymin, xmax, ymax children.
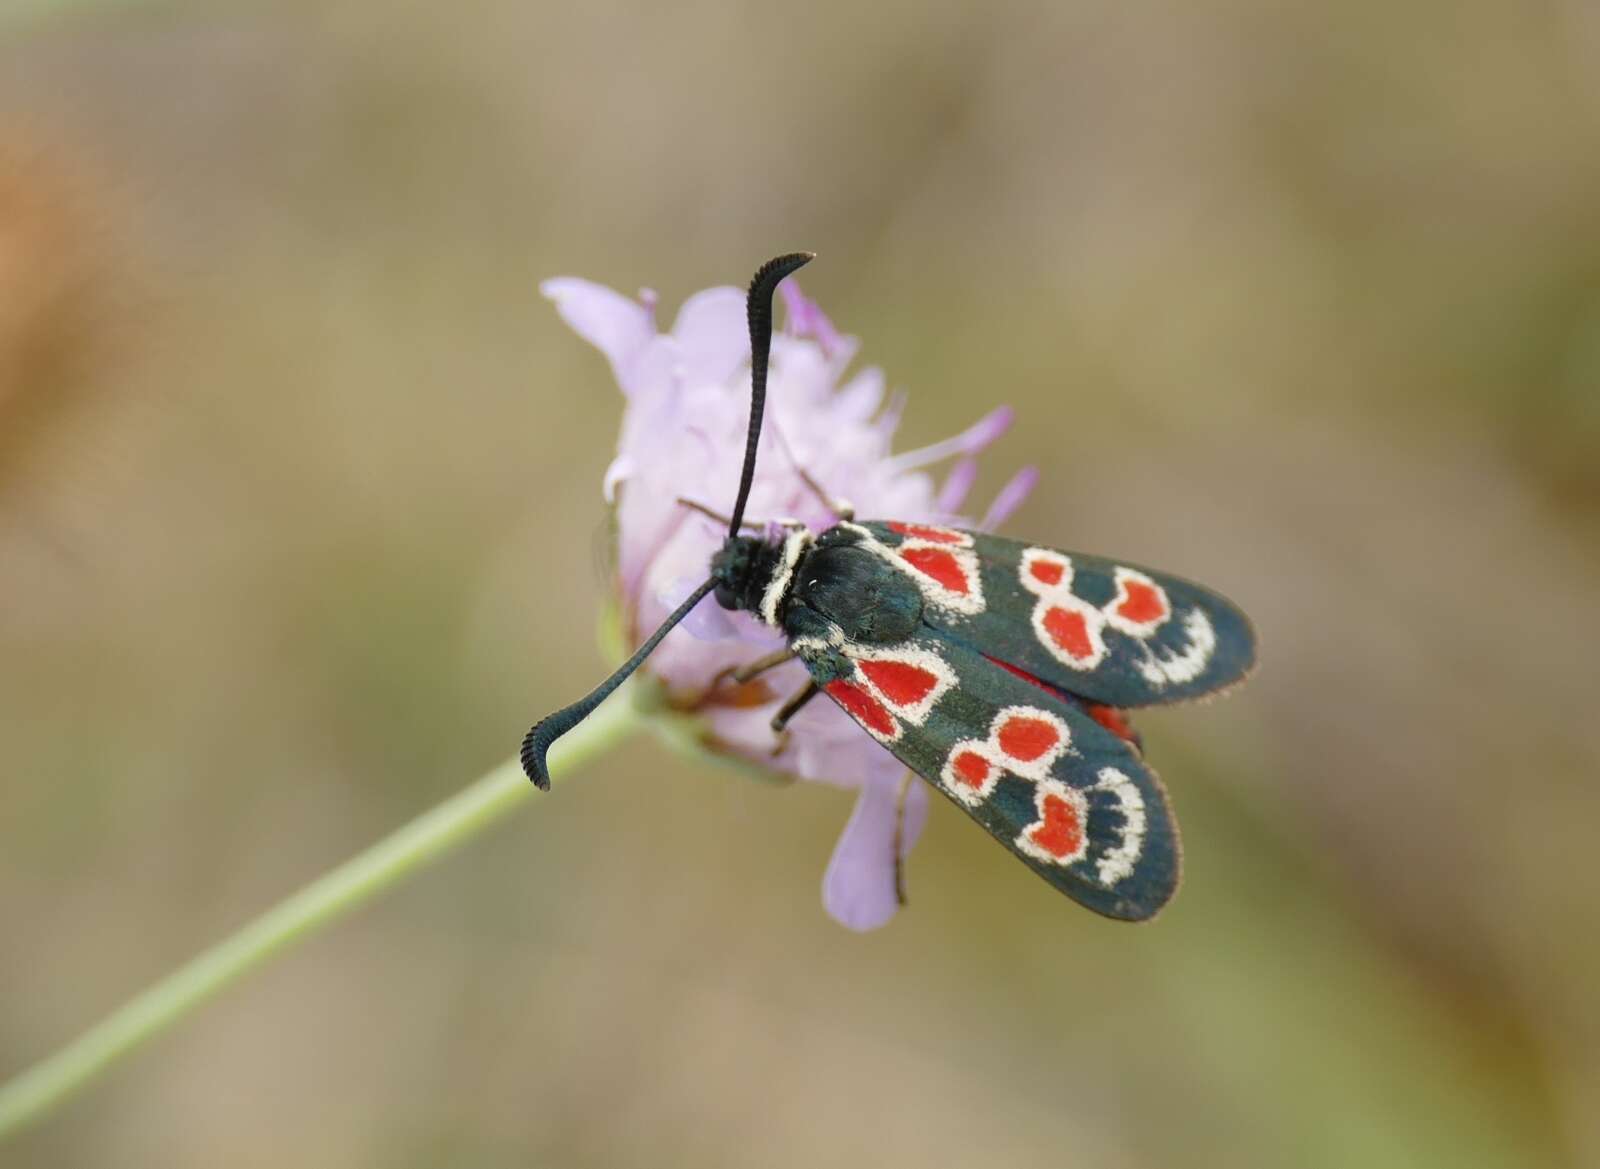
<box><xmin>822</xmin><ymin>772</ymin><xmax>930</xmax><ymax>931</ymax></box>
<box><xmin>769</xmin><ymin>336</ymin><xmax>836</xmax><ymax>410</ymax></box>
<box><xmin>671</xmin><ymin>286</ymin><xmax>749</xmax><ymax>387</ymax></box>
<box><xmin>780</xmin><ymin>280</ymin><xmax>845</xmax><ymax>358</ymax></box>
<box><xmin>832</xmin><ymin>367</ymin><xmax>885</xmax><ymax>423</ymax></box>
<box><xmin>601</xmin><ymin>453</ymin><xmax>636</xmax><ymax>503</ymax></box>
<box><xmin>874</xmin><ymin>389</ymin><xmax>909</xmax><ymax>445</ymax></box>
<box><xmin>789</xmin><ymin>708</ymin><xmax>907</xmax><ymax>788</ymax></box>
<box><xmin>823</xmin><ymin>334</ymin><xmax>861</xmax><ymax>378</ymax></box>
<box><xmin>935</xmin><ymin>457</ymin><xmax>979</xmax><ymax>513</ymax></box>
<box><xmin>542</xmin><ymin>278</ymin><xmax>656</xmax><ymax>395</ymax></box>
<box><xmin>867</xmin><ymin>468</ymin><xmax>937</xmax><ymax>522</ymax></box>
<box><xmin>702</xmin><ymin>696</ymin><xmax>809</xmax><ymax>760</ymax></box>
<box><xmin>657</xmin><ymin>575</ymin><xmax>737</xmax><ymax>641</ymax></box>
<box><xmin>651</xmin><ymin>616</ymin><xmax>786</xmax><ymax>698</ymax></box>
<box><xmin>614</xmin><ymin>464</ymin><xmax>694</xmax><ymax>608</ymax></box>
<box><xmin>628</xmin><ymin>500</ymin><xmax>719</xmax><ymax>611</ymax></box>
<box><xmin>884</xmin><ymin>405</ymin><xmax>1014</xmax><ymax>473</ymax></box>
<box><xmin>980</xmin><ymin>464</ymin><xmax>1039</xmax><ymax>531</ymax></box>
<box><xmin>613</xmin><ymin>338</ymin><xmax>683</xmax><ymax>442</ymax></box>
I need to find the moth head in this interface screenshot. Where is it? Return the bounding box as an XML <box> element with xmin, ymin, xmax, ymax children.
<box><xmin>710</xmin><ymin>534</ymin><xmax>768</xmax><ymax>612</ymax></box>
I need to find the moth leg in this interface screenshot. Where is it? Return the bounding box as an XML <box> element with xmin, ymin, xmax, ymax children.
<box><xmin>768</xmin><ymin>421</ymin><xmax>855</xmax><ymax>520</ymax></box>
<box><xmin>677</xmin><ymin>497</ymin><xmax>813</xmax><ymax>533</ymax></box>
<box><xmin>764</xmin><ymin>679</ymin><xmax>821</xmax><ymax>757</ymax></box>
<box><xmin>735</xmin><ymin>648</ymin><xmax>798</xmax><ymax>683</ymax></box>
<box><xmin>891</xmin><ymin>771</ymin><xmax>913</xmax><ymax>908</ymax></box>
<box><xmin>689</xmin><ymin>649</ymin><xmax>801</xmax><ymax>717</ymax></box>
<box><xmin>770</xmin><ymin>679</ymin><xmax>821</xmax><ymax>733</ymax></box>
<box><xmin>791</xmin><ymin>464</ymin><xmax>854</xmax><ymax>521</ymax></box>
<box><xmin>675</xmin><ymin>497</ymin><xmax>765</xmax><ymax>531</ymax></box>
<box><xmin>709</xmin><ymin>647</ymin><xmax>797</xmax><ymax>689</ymax></box>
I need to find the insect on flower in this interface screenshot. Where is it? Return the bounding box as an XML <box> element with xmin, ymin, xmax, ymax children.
<box><xmin>522</xmin><ymin>253</ymin><xmax>1256</xmax><ymax>921</ymax></box>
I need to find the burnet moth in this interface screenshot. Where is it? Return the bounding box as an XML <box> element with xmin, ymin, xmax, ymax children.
<box><xmin>522</xmin><ymin>253</ymin><xmax>1256</xmax><ymax>921</ymax></box>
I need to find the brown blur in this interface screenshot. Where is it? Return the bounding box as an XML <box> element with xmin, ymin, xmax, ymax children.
<box><xmin>2</xmin><ymin>3</ymin><xmax>1597</xmax><ymax>1166</ymax></box>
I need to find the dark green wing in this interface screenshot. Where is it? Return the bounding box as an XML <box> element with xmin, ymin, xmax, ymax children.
<box><xmin>851</xmin><ymin>521</ymin><xmax>1255</xmax><ymax>708</ymax></box>
<box><xmin>791</xmin><ymin>620</ymin><xmax>1180</xmax><ymax>921</ymax></box>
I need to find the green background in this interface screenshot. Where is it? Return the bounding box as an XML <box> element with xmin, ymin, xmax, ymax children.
<box><xmin>2</xmin><ymin>2</ymin><xmax>1597</xmax><ymax>1165</ymax></box>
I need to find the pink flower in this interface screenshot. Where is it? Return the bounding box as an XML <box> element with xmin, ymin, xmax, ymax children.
<box><xmin>542</xmin><ymin>269</ymin><xmax>1036</xmax><ymax>929</ymax></box>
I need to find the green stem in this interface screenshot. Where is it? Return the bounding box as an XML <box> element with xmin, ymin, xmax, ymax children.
<box><xmin>0</xmin><ymin>690</ymin><xmax>645</xmax><ymax>1142</ymax></box>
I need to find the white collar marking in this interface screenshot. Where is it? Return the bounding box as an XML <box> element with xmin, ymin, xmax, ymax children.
<box><xmin>760</xmin><ymin>528</ymin><xmax>814</xmax><ymax>627</ymax></box>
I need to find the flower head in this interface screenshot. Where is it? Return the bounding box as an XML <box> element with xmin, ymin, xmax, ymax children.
<box><xmin>542</xmin><ymin>267</ymin><xmax>1035</xmax><ymax>929</ymax></box>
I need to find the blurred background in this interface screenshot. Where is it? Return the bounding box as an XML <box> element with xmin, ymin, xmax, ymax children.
<box><xmin>2</xmin><ymin>1</ymin><xmax>1598</xmax><ymax>1165</ymax></box>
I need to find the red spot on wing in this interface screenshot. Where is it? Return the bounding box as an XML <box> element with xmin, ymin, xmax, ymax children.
<box><xmin>900</xmin><ymin>546</ymin><xmax>971</xmax><ymax>594</ymax></box>
<box><xmin>1043</xmin><ymin>606</ymin><xmax>1096</xmax><ymax>661</ymax></box>
<box><xmin>996</xmin><ymin>715</ymin><xmax>1060</xmax><ymax>762</ymax></box>
<box><xmin>858</xmin><ymin>659</ymin><xmax>939</xmax><ymax>708</ymax></box>
<box><xmin>1028</xmin><ymin>559</ymin><xmax>1064</xmax><ymax>586</ymax></box>
<box><xmin>1028</xmin><ymin>793</ymin><xmax>1085</xmax><ymax>860</ymax></box>
<box><xmin>888</xmin><ymin>522</ymin><xmax>963</xmax><ymax>544</ymax></box>
<box><xmin>1087</xmin><ymin>704</ymin><xmax>1139</xmax><ymax>746</ymax></box>
<box><xmin>951</xmin><ymin>750</ymin><xmax>991</xmax><ymax>789</ymax></box>
<box><xmin>1117</xmin><ymin>579</ymin><xmax>1167</xmax><ymax>624</ymax></box>
<box><xmin>825</xmin><ymin>679</ymin><xmax>896</xmax><ymax>737</ymax></box>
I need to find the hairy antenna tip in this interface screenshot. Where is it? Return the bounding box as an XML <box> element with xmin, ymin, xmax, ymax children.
<box><xmin>520</xmin><ymin>722</ymin><xmax>553</xmax><ymax>790</ymax></box>
<box><xmin>750</xmin><ymin>252</ymin><xmax>815</xmax><ymax>293</ymax></box>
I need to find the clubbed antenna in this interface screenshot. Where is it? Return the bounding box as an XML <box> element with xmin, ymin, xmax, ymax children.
<box><xmin>726</xmin><ymin>252</ymin><xmax>815</xmax><ymax>535</ymax></box>
<box><xmin>521</xmin><ymin>579</ymin><xmax>716</xmax><ymax>788</ymax></box>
